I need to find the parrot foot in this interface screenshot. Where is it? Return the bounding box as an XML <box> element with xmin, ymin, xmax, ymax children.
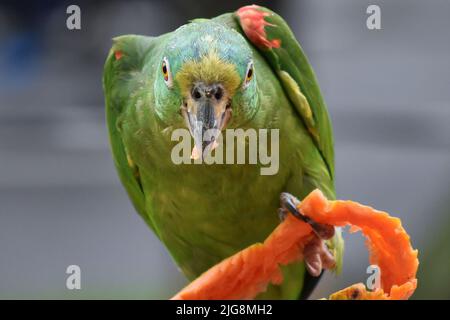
<box><xmin>280</xmin><ymin>192</ymin><xmax>335</xmax><ymax>240</ymax></box>
<box><xmin>279</xmin><ymin>192</ymin><xmax>336</xmax><ymax>277</ymax></box>
<box><xmin>303</xmin><ymin>236</ymin><xmax>336</xmax><ymax>277</ymax></box>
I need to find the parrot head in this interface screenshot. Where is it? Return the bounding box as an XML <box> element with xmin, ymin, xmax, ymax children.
<box><xmin>153</xmin><ymin>21</ymin><xmax>259</xmax><ymax>157</ymax></box>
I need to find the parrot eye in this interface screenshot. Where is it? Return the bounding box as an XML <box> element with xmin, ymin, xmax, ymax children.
<box><xmin>243</xmin><ymin>61</ymin><xmax>254</xmax><ymax>89</ymax></box>
<box><xmin>162</xmin><ymin>57</ymin><xmax>173</xmax><ymax>88</ymax></box>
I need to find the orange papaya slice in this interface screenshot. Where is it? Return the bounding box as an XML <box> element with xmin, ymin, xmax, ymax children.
<box><xmin>171</xmin><ymin>189</ymin><xmax>418</xmax><ymax>300</ymax></box>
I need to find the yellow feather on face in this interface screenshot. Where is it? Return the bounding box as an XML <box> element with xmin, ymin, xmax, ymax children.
<box><xmin>175</xmin><ymin>51</ymin><xmax>241</xmax><ymax>98</ymax></box>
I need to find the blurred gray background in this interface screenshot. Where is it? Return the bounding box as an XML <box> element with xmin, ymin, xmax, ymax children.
<box><xmin>0</xmin><ymin>0</ymin><xmax>449</xmax><ymax>299</ymax></box>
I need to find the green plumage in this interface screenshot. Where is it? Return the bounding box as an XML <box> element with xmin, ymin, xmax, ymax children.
<box><xmin>103</xmin><ymin>6</ymin><xmax>343</xmax><ymax>299</ymax></box>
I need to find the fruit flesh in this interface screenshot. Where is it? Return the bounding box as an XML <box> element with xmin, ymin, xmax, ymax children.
<box><xmin>172</xmin><ymin>189</ymin><xmax>419</xmax><ymax>300</ymax></box>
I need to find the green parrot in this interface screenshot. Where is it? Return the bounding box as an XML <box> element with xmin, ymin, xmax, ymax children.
<box><xmin>103</xmin><ymin>5</ymin><xmax>343</xmax><ymax>299</ymax></box>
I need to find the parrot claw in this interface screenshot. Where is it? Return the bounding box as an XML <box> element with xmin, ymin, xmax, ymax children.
<box><xmin>279</xmin><ymin>192</ymin><xmax>335</xmax><ymax>240</ymax></box>
<box><xmin>278</xmin><ymin>208</ymin><xmax>288</xmax><ymax>221</ymax></box>
<box><xmin>303</xmin><ymin>236</ymin><xmax>336</xmax><ymax>277</ymax></box>
<box><xmin>279</xmin><ymin>192</ymin><xmax>336</xmax><ymax>277</ymax></box>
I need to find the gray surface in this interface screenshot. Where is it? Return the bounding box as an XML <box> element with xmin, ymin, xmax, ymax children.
<box><xmin>0</xmin><ymin>0</ymin><xmax>449</xmax><ymax>299</ymax></box>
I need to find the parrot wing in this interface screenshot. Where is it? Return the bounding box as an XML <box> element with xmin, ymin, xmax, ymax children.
<box><xmin>231</xmin><ymin>5</ymin><xmax>335</xmax><ymax>179</ymax></box>
<box><xmin>213</xmin><ymin>7</ymin><xmax>343</xmax><ymax>297</ymax></box>
<box><xmin>103</xmin><ymin>35</ymin><xmax>159</xmax><ymax>235</ymax></box>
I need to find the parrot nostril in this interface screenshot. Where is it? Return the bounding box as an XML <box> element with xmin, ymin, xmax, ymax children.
<box><xmin>192</xmin><ymin>84</ymin><xmax>224</xmax><ymax>101</ymax></box>
<box><xmin>192</xmin><ymin>87</ymin><xmax>202</xmax><ymax>100</ymax></box>
<box><xmin>214</xmin><ymin>87</ymin><xmax>223</xmax><ymax>100</ymax></box>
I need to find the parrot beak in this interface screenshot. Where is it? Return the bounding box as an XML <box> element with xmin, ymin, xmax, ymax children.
<box><xmin>181</xmin><ymin>82</ymin><xmax>232</xmax><ymax>160</ymax></box>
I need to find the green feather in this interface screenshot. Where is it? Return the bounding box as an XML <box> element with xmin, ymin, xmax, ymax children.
<box><xmin>103</xmin><ymin>7</ymin><xmax>343</xmax><ymax>299</ymax></box>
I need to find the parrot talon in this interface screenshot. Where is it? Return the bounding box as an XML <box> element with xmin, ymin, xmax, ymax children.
<box><xmin>280</xmin><ymin>192</ymin><xmax>335</xmax><ymax>240</ymax></box>
<box><xmin>279</xmin><ymin>193</ymin><xmax>337</xmax><ymax>277</ymax></box>
<box><xmin>304</xmin><ymin>236</ymin><xmax>336</xmax><ymax>277</ymax></box>
<box><xmin>278</xmin><ymin>208</ymin><xmax>288</xmax><ymax>221</ymax></box>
